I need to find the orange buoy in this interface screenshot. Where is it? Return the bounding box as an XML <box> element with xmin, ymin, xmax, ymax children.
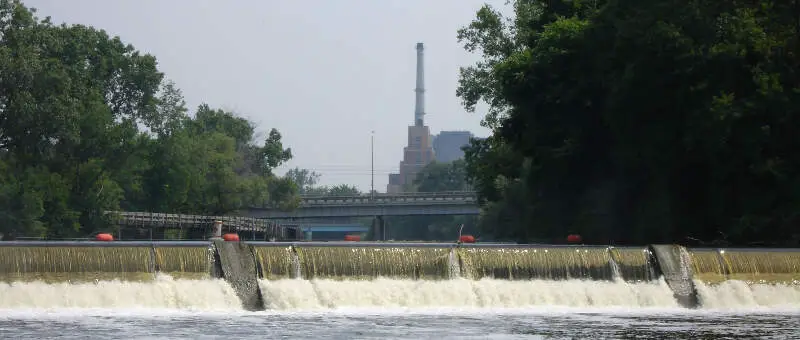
<box><xmin>222</xmin><ymin>233</ymin><xmax>240</xmax><ymax>241</ymax></box>
<box><xmin>459</xmin><ymin>235</ymin><xmax>476</xmax><ymax>243</ymax></box>
<box><xmin>95</xmin><ymin>233</ymin><xmax>114</xmax><ymax>241</ymax></box>
<box><xmin>567</xmin><ymin>234</ymin><xmax>582</xmax><ymax>243</ymax></box>
<box><xmin>344</xmin><ymin>234</ymin><xmax>361</xmax><ymax>241</ymax></box>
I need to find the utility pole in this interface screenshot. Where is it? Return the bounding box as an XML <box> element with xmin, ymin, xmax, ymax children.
<box><xmin>371</xmin><ymin>130</ymin><xmax>375</xmax><ymax>200</ymax></box>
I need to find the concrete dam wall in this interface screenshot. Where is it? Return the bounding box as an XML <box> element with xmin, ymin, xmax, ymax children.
<box><xmin>0</xmin><ymin>241</ymin><xmax>798</xmax><ymax>310</ymax></box>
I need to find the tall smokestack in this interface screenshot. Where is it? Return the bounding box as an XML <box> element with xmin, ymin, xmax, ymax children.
<box><xmin>414</xmin><ymin>42</ymin><xmax>425</xmax><ymax>126</ymax></box>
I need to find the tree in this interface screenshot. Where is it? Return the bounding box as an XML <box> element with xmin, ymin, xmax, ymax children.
<box><xmin>260</xmin><ymin>129</ymin><xmax>293</xmax><ymax>176</ymax></box>
<box><xmin>303</xmin><ymin>184</ymin><xmax>361</xmax><ymax>196</ymax></box>
<box><xmin>0</xmin><ymin>0</ymin><xmax>163</xmax><ymax>236</ymax></box>
<box><xmin>412</xmin><ymin>160</ymin><xmax>471</xmax><ymax>192</ymax></box>
<box><xmin>458</xmin><ymin>0</ymin><xmax>800</xmax><ymax>245</ymax></box>
<box><xmin>266</xmin><ymin>176</ymin><xmax>300</xmax><ymax>210</ymax></box>
<box><xmin>285</xmin><ymin>167</ymin><xmax>321</xmax><ymax>194</ymax></box>
<box><xmin>284</xmin><ymin>168</ymin><xmax>361</xmax><ymax>197</ymax></box>
<box><xmin>0</xmin><ymin>1</ymin><xmax>300</xmax><ymax>238</ymax></box>
<box><xmin>142</xmin><ymin>103</ymin><xmax>297</xmax><ymax>215</ymax></box>
<box><xmin>326</xmin><ymin>184</ymin><xmax>361</xmax><ymax>196</ymax></box>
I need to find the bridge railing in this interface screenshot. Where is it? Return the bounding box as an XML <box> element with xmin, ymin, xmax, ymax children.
<box><xmin>298</xmin><ymin>191</ymin><xmax>478</xmax><ymax>206</ymax></box>
<box><xmin>105</xmin><ymin>211</ymin><xmax>287</xmax><ymax>236</ymax></box>
<box><xmin>299</xmin><ymin>190</ymin><xmax>475</xmax><ymax>198</ymax></box>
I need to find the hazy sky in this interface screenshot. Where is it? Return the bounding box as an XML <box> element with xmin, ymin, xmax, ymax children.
<box><xmin>23</xmin><ymin>0</ymin><xmax>507</xmax><ymax>192</ymax></box>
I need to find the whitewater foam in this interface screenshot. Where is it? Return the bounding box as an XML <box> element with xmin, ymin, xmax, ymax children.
<box><xmin>258</xmin><ymin>278</ymin><xmax>681</xmax><ymax>310</ymax></box>
<box><xmin>0</xmin><ymin>274</ymin><xmax>241</xmax><ymax>310</ymax></box>
<box><xmin>1</xmin><ymin>275</ymin><xmax>798</xmax><ymax>311</ymax></box>
<box><xmin>694</xmin><ymin>280</ymin><xmax>800</xmax><ymax>309</ymax></box>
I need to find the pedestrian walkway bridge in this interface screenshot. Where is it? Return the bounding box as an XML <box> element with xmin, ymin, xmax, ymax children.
<box><xmin>106</xmin><ymin>211</ymin><xmax>289</xmax><ymax>239</ymax></box>
<box><xmin>245</xmin><ymin>191</ymin><xmax>479</xmax><ymax>219</ymax></box>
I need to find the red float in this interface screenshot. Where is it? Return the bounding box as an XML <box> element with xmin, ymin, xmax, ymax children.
<box><xmin>459</xmin><ymin>235</ymin><xmax>476</xmax><ymax>243</ymax></box>
<box><xmin>344</xmin><ymin>235</ymin><xmax>361</xmax><ymax>241</ymax></box>
<box><xmin>95</xmin><ymin>233</ymin><xmax>114</xmax><ymax>241</ymax></box>
<box><xmin>222</xmin><ymin>233</ymin><xmax>240</xmax><ymax>242</ymax></box>
<box><xmin>567</xmin><ymin>234</ymin><xmax>582</xmax><ymax>243</ymax></box>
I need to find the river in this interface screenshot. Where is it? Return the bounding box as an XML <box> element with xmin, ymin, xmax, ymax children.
<box><xmin>0</xmin><ymin>276</ymin><xmax>797</xmax><ymax>339</ymax></box>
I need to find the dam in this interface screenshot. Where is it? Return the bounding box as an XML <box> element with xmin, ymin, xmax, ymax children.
<box><xmin>0</xmin><ymin>240</ymin><xmax>798</xmax><ymax>311</ymax></box>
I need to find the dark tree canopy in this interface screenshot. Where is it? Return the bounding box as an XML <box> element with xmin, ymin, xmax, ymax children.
<box><xmin>459</xmin><ymin>0</ymin><xmax>800</xmax><ymax>246</ymax></box>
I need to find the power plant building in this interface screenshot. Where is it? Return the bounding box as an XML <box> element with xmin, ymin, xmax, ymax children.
<box><xmin>386</xmin><ymin>43</ymin><xmax>474</xmax><ymax>193</ymax></box>
<box><xmin>387</xmin><ymin>43</ymin><xmax>436</xmax><ymax>193</ymax></box>
<box><xmin>432</xmin><ymin>131</ymin><xmax>473</xmax><ymax>163</ymax></box>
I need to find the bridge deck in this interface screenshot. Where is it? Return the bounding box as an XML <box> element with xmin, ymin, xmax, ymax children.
<box><xmin>299</xmin><ymin>191</ymin><xmax>477</xmax><ymax>205</ymax></box>
<box><xmin>105</xmin><ymin>192</ymin><xmax>479</xmax><ymax>233</ymax></box>
<box><xmin>248</xmin><ymin>191</ymin><xmax>480</xmax><ymax>219</ymax></box>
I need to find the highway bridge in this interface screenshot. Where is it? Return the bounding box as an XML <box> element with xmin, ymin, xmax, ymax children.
<box><xmin>105</xmin><ymin>192</ymin><xmax>480</xmax><ymax>241</ymax></box>
<box><xmin>245</xmin><ymin>191</ymin><xmax>480</xmax><ymax>219</ymax></box>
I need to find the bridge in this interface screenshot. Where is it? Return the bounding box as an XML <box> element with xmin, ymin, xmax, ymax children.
<box><xmin>104</xmin><ymin>191</ymin><xmax>480</xmax><ymax>241</ymax></box>
<box><xmin>106</xmin><ymin>212</ymin><xmax>289</xmax><ymax>240</ymax></box>
<box><xmin>245</xmin><ymin>191</ymin><xmax>480</xmax><ymax>219</ymax></box>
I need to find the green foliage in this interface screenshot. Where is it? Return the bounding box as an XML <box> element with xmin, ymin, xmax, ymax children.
<box><xmin>284</xmin><ymin>168</ymin><xmax>362</xmax><ymax>197</ymax></box>
<box><xmin>412</xmin><ymin>160</ymin><xmax>472</xmax><ymax>192</ymax></box>
<box><xmin>285</xmin><ymin>167</ymin><xmax>321</xmax><ymax>194</ymax></box>
<box><xmin>459</xmin><ymin>0</ymin><xmax>800</xmax><ymax>245</ymax></box>
<box><xmin>325</xmin><ymin>184</ymin><xmax>361</xmax><ymax>196</ymax></box>
<box><xmin>0</xmin><ymin>1</ymin><xmax>297</xmax><ymax>238</ymax></box>
<box><xmin>261</xmin><ymin>129</ymin><xmax>293</xmax><ymax>176</ymax></box>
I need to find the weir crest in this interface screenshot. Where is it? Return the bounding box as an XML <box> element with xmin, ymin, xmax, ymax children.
<box><xmin>0</xmin><ymin>241</ymin><xmax>798</xmax><ymax>311</ymax></box>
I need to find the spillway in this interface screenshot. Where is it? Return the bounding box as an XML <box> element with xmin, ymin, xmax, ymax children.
<box><xmin>0</xmin><ymin>241</ymin><xmax>798</xmax><ymax>311</ymax></box>
<box><xmin>295</xmin><ymin>245</ymin><xmax>452</xmax><ymax>280</ymax></box>
<box><xmin>458</xmin><ymin>245</ymin><xmax>615</xmax><ymax>280</ymax></box>
<box><xmin>0</xmin><ymin>241</ymin><xmax>211</xmax><ymax>283</ymax></box>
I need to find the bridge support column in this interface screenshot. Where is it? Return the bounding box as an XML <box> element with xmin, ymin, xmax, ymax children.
<box><xmin>381</xmin><ymin>216</ymin><xmax>386</xmax><ymax>240</ymax></box>
<box><xmin>370</xmin><ymin>216</ymin><xmax>385</xmax><ymax>241</ymax></box>
<box><xmin>212</xmin><ymin>220</ymin><xmax>223</xmax><ymax>238</ymax></box>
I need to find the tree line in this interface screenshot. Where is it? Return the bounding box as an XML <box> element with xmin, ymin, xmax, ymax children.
<box><xmin>284</xmin><ymin>168</ymin><xmax>361</xmax><ymax>197</ymax></box>
<box><xmin>12</xmin><ymin>0</ymin><xmax>796</xmax><ymax>246</ymax></box>
<box><xmin>0</xmin><ymin>0</ymin><xmax>474</xmax><ymax>241</ymax></box>
<box><xmin>0</xmin><ymin>1</ymin><xmax>298</xmax><ymax>239</ymax></box>
<box><xmin>457</xmin><ymin>0</ymin><xmax>800</xmax><ymax>246</ymax></box>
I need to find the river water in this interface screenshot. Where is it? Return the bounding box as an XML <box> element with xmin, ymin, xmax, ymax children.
<box><xmin>0</xmin><ymin>276</ymin><xmax>798</xmax><ymax>339</ymax></box>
